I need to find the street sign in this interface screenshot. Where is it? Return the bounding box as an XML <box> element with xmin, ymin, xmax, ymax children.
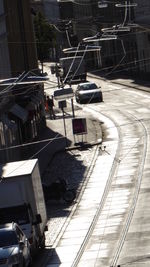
<box><xmin>54</xmin><ymin>87</ymin><xmax>74</xmax><ymax>100</ymax></box>
<box><xmin>58</xmin><ymin>100</ymin><xmax>67</xmax><ymax>109</ymax></box>
<box><xmin>72</xmin><ymin>118</ymin><xmax>87</xmax><ymax>135</ymax></box>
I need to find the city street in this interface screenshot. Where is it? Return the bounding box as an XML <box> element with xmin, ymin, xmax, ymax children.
<box><xmin>33</xmin><ymin>73</ymin><xmax>150</xmax><ymax>266</ymax></box>
<box><xmin>1</xmin><ymin>2</ymin><xmax>150</xmax><ymax>267</ymax></box>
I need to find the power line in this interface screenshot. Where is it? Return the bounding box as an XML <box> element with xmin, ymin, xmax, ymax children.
<box><xmin>0</xmin><ymin>135</ymin><xmax>65</xmax><ymax>151</ymax></box>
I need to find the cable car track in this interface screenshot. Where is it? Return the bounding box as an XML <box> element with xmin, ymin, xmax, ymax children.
<box><xmin>70</xmin><ymin>112</ymin><xmax>121</xmax><ymax>267</ymax></box>
<box><xmin>110</xmin><ymin>112</ymin><xmax>148</xmax><ymax>267</ymax></box>
<box><xmin>70</xmin><ymin>108</ymin><xmax>148</xmax><ymax>267</ymax></box>
<box><xmin>42</xmin><ymin>95</ymin><xmax>149</xmax><ymax>267</ymax></box>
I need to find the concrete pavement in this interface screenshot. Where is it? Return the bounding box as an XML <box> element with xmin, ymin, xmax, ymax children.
<box><xmin>38</xmin><ymin>66</ymin><xmax>150</xmax><ymax>176</ymax></box>
<box><xmin>38</xmin><ymin>68</ymin><xmax>150</xmax><ymax>176</ymax></box>
<box><xmin>38</xmin><ymin>103</ymin><xmax>102</xmax><ymax>177</ymax></box>
<box><xmin>43</xmin><ymin>73</ymin><xmax>150</xmax><ymax>267</ymax></box>
<box><xmin>36</xmin><ymin>64</ymin><xmax>104</xmax><ymax>176</ymax></box>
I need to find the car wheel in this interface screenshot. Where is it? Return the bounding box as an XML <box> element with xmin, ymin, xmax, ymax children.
<box><xmin>22</xmin><ymin>258</ymin><xmax>26</xmax><ymax>267</ymax></box>
<box><xmin>75</xmin><ymin>97</ymin><xmax>79</xmax><ymax>103</ymax></box>
<box><xmin>28</xmin><ymin>256</ymin><xmax>32</xmax><ymax>267</ymax></box>
<box><xmin>98</xmin><ymin>97</ymin><xmax>103</xmax><ymax>102</ymax></box>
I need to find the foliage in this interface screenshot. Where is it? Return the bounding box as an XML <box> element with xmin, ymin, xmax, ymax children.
<box><xmin>34</xmin><ymin>12</ymin><xmax>56</xmax><ymax>62</ymax></box>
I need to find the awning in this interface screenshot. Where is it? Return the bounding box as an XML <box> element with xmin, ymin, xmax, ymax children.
<box><xmin>9</xmin><ymin>104</ymin><xmax>28</xmax><ymax>123</ymax></box>
<box><xmin>54</xmin><ymin>87</ymin><xmax>74</xmax><ymax>100</ymax></box>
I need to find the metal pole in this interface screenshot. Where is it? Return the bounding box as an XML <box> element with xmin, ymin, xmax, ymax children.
<box><xmin>62</xmin><ymin>107</ymin><xmax>68</xmax><ymax>147</ymax></box>
<box><xmin>56</xmin><ymin>63</ymin><xmax>60</xmax><ymax>88</ymax></box>
<box><xmin>71</xmin><ymin>98</ymin><xmax>75</xmax><ymax>118</ymax></box>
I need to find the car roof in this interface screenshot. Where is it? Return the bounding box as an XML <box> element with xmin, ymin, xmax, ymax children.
<box><xmin>78</xmin><ymin>82</ymin><xmax>96</xmax><ymax>86</ymax></box>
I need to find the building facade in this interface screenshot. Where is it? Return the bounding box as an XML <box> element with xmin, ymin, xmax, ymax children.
<box><xmin>0</xmin><ymin>0</ymin><xmax>47</xmax><ymax>164</ymax></box>
<box><xmin>134</xmin><ymin>0</ymin><xmax>150</xmax><ymax>78</ymax></box>
<box><xmin>31</xmin><ymin>0</ymin><xmax>150</xmax><ymax>78</ymax></box>
<box><xmin>0</xmin><ymin>0</ymin><xmax>38</xmax><ymax>79</ymax></box>
<box><xmin>0</xmin><ymin>79</ymin><xmax>46</xmax><ymax>164</ymax></box>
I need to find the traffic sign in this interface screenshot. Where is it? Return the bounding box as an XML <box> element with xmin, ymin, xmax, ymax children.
<box><xmin>54</xmin><ymin>87</ymin><xmax>74</xmax><ymax>100</ymax></box>
<box><xmin>72</xmin><ymin>118</ymin><xmax>87</xmax><ymax>135</ymax></box>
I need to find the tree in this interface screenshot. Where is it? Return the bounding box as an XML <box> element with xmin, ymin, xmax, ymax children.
<box><xmin>33</xmin><ymin>12</ymin><xmax>56</xmax><ymax>72</ymax></box>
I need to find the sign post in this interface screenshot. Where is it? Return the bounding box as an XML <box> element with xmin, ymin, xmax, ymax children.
<box><xmin>58</xmin><ymin>100</ymin><xmax>68</xmax><ymax>146</ymax></box>
<box><xmin>54</xmin><ymin>87</ymin><xmax>75</xmax><ymax>117</ymax></box>
<box><xmin>54</xmin><ymin>87</ymin><xmax>75</xmax><ymax>147</ymax></box>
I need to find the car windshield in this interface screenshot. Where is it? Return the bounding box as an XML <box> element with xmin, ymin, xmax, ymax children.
<box><xmin>80</xmin><ymin>83</ymin><xmax>97</xmax><ymax>91</ymax></box>
<box><xmin>0</xmin><ymin>205</ymin><xmax>29</xmax><ymax>225</ymax></box>
<box><xmin>0</xmin><ymin>230</ymin><xmax>18</xmax><ymax>247</ymax></box>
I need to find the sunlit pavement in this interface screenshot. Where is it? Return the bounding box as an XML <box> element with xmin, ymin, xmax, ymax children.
<box><xmin>45</xmin><ymin>113</ymin><xmax>119</xmax><ymax>266</ymax></box>
<box><xmin>39</xmin><ymin>65</ymin><xmax>150</xmax><ymax>267</ymax></box>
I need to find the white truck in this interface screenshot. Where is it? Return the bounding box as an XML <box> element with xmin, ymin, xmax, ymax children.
<box><xmin>59</xmin><ymin>56</ymin><xmax>87</xmax><ymax>84</ymax></box>
<box><xmin>0</xmin><ymin>159</ymin><xmax>48</xmax><ymax>254</ymax></box>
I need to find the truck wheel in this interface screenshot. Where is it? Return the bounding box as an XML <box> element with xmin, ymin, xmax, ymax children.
<box><xmin>28</xmin><ymin>256</ymin><xmax>32</xmax><ymax>267</ymax></box>
<box><xmin>63</xmin><ymin>189</ymin><xmax>76</xmax><ymax>203</ymax></box>
<box><xmin>22</xmin><ymin>258</ymin><xmax>26</xmax><ymax>267</ymax></box>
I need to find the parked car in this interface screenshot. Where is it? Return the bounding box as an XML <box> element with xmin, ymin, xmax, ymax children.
<box><xmin>0</xmin><ymin>222</ymin><xmax>32</xmax><ymax>267</ymax></box>
<box><xmin>75</xmin><ymin>82</ymin><xmax>103</xmax><ymax>103</ymax></box>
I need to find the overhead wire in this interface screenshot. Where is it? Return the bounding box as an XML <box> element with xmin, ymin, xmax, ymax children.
<box><xmin>1</xmin><ymin>57</ymin><xmax>150</xmax><ymax>173</ymax></box>
<box><xmin>0</xmin><ymin>68</ymin><xmax>39</xmax><ymax>96</ymax></box>
<box><xmin>63</xmin><ymin>42</ymin><xmax>81</xmax><ymax>84</ymax></box>
<box><xmin>0</xmin><ymin>0</ymin><xmax>146</xmax><ymax>183</ymax></box>
<box><xmin>105</xmin><ymin>39</ymin><xmax>127</xmax><ymax>76</ymax></box>
<box><xmin>0</xmin><ymin>135</ymin><xmax>65</xmax><ymax>152</ymax></box>
<box><xmin>1</xmin><ymin>0</ymin><xmax>150</xmax><ymax>158</ymax></box>
<box><xmin>0</xmin><ymin>132</ymin><xmax>61</xmax><ymax>182</ymax></box>
<box><xmin>70</xmin><ymin>45</ymin><xmax>88</xmax><ymax>82</ymax></box>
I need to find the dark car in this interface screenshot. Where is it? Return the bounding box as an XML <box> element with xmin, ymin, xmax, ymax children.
<box><xmin>0</xmin><ymin>222</ymin><xmax>32</xmax><ymax>267</ymax></box>
<box><xmin>75</xmin><ymin>82</ymin><xmax>103</xmax><ymax>103</ymax></box>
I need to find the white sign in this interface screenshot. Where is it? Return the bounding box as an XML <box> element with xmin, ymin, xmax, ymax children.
<box><xmin>54</xmin><ymin>87</ymin><xmax>74</xmax><ymax>100</ymax></box>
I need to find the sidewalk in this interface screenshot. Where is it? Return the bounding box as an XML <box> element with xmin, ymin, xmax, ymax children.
<box><xmin>37</xmin><ymin>103</ymin><xmax>102</xmax><ymax>177</ymax></box>
<box><xmin>34</xmin><ymin>63</ymin><xmax>103</xmax><ymax>177</ymax></box>
<box><xmin>38</xmin><ymin>65</ymin><xmax>149</xmax><ymax>177</ymax></box>
<box><xmin>38</xmin><ymin>67</ymin><xmax>150</xmax><ymax>176</ymax></box>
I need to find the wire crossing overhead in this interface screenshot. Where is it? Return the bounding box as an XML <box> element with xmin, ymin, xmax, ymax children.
<box><xmin>115</xmin><ymin>2</ymin><xmax>137</xmax><ymax>7</ymax></box>
<box><xmin>83</xmin><ymin>34</ymin><xmax>117</xmax><ymax>42</ymax></box>
<box><xmin>101</xmin><ymin>25</ymin><xmax>131</xmax><ymax>33</ymax></box>
<box><xmin>63</xmin><ymin>45</ymin><xmax>101</xmax><ymax>53</ymax></box>
<box><xmin>101</xmin><ymin>1</ymin><xmax>138</xmax><ymax>34</ymax></box>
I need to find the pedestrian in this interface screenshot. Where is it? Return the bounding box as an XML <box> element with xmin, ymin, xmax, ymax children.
<box><xmin>46</xmin><ymin>95</ymin><xmax>56</xmax><ymax>120</ymax></box>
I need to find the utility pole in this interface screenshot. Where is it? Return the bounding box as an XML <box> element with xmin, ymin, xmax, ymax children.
<box><xmin>55</xmin><ymin>63</ymin><xmax>61</xmax><ymax>88</ymax></box>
